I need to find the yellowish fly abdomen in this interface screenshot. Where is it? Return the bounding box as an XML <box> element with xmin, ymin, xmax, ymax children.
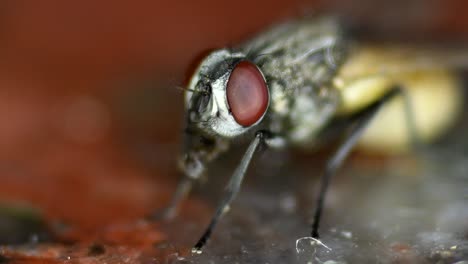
<box><xmin>334</xmin><ymin>46</ymin><xmax>464</xmax><ymax>153</ymax></box>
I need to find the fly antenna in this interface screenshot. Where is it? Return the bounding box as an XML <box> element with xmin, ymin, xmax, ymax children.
<box><xmin>174</xmin><ymin>85</ymin><xmax>201</xmax><ymax>94</ymax></box>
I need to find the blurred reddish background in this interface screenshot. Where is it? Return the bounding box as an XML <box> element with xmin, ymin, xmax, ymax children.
<box><xmin>0</xmin><ymin>0</ymin><xmax>467</xmax><ymax>260</ymax></box>
<box><xmin>0</xmin><ymin>0</ymin><xmax>312</xmax><ymax>232</ymax></box>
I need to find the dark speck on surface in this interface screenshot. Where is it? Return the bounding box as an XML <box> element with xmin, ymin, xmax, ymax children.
<box><xmin>88</xmin><ymin>243</ymin><xmax>106</xmax><ymax>256</ymax></box>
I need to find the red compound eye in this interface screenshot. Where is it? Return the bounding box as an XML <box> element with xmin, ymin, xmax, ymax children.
<box><xmin>226</xmin><ymin>61</ymin><xmax>268</xmax><ymax>127</ymax></box>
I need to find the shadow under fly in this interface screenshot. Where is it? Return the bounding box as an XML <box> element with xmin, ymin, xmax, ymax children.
<box><xmin>151</xmin><ymin>16</ymin><xmax>466</xmax><ymax>254</ymax></box>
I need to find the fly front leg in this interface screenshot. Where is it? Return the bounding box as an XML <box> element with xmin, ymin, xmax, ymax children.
<box><xmin>310</xmin><ymin>85</ymin><xmax>419</xmax><ymax>238</ymax></box>
<box><xmin>147</xmin><ymin>145</ymin><xmax>207</xmax><ymax>221</ymax></box>
<box><xmin>149</xmin><ymin>131</ymin><xmax>229</xmax><ymax>221</ymax></box>
<box><xmin>147</xmin><ymin>164</ymin><xmax>200</xmax><ymax>221</ymax></box>
<box><xmin>192</xmin><ymin>130</ymin><xmax>276</xmax><ymax>254</ymax></box>
<box><xmin>150</xmin><ymin>175</ymin><xmax>196</xmax><ymax>220</ymax></box>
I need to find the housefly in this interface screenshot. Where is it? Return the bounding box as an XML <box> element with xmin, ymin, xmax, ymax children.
<box><xmin>156</xmin><ymin>17</ymin><xmax>465</xmax><ymax>253</ymax></box>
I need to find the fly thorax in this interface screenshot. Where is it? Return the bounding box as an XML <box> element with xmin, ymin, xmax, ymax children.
<box><xmin>287</xmin><ymin>84</ymin><xmax>340</xmax><ymax>145</ymax></box>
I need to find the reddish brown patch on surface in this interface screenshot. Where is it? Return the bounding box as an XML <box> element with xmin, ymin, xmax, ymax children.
<box><xmin>389</xmin><ymin>242</ymin><xmax>420</xmax><ymax>262</ymax></box>
<box><xmin>391</xmin><ymin>242</ymin><xmax>412</xmax><ymax>253</ymax></box>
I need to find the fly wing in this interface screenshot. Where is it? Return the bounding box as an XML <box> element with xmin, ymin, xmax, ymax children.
<box><xmin>337</xmin><ymin>44</ymin><xmax>468</xmax><ymax>82</ymax></box>
<box><xmin>236</xmin><ymin>17</ymin><xmax>349</xmax><ymax>143</ymax></box>
<box><xmin>239</xmin><ymin>17</ymin><xmax>348</xmax><ymax>94</ymax></box>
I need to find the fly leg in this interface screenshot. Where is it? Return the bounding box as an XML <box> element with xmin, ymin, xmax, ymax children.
<box><xmin>399</xmin><ymin>87</ymin><xmax>421</xmax><ymax>150</ymax></box>
<box><xmin>149</xmin><ymin>176</ymin><xmax>195</xmax><ymax>220</ymax></box>
<box><xmin>149</xmin><ymin>132</ymin><xmax>225</xmax><ymax>221</ymax></box>
<box><xmin>192</xmin><ymin>130</ymin><xmax>270</xmax><ymax>254</ymax></box>
<box><xmin>148</xmin><ymin>150</ymin><xmax>207</xmax><ymax>220</ymax></box>
<box><xmin>310</xmin><ymin>85</ymin><xmax>418</xmax><ymax>238</ymax></box>
<box><xmin>148</xmin><ymin>151</ymin><xmax>203</xmax><ymax>220</ymax></box>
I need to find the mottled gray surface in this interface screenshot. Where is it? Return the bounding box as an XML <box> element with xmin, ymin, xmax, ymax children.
<box><xmin>160</xmin><ymin>106</ymin><xmax>468</xmax><ymax>263</ymax></box>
